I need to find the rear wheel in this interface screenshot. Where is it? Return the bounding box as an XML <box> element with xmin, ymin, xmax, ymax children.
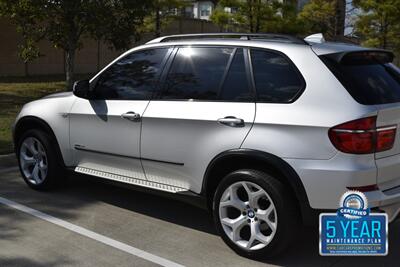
<box><xmin>17</xmin><ymin>129</ymin><xmax>64</xmax><ymax>190</ymax></box>
<box><xmin>213</xmin><ymin>169</ymin><xmax>299</xmax><ymax>259</ymax></box>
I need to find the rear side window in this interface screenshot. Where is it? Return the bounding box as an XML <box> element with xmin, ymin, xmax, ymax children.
<box><xmin>220</xmin><ymin>49</ymin><xmax>253</xmax><ymax>101</ymax></box>
<box><xmin>162</xmin><ymin>47</ymin><xmax>232</xmax><ymax>100</ymax></box>
<box><xmin>250</xmin><ymin>49</ymin><xmax>305</xmax><ymax>103</ymax></box>
<box><xmin>161</xmin><ymin>47</ymin><xmax>253</xmax><ymax>101</ymax></box>
<box><xmin>321</xmin><ymin>56</ymin><xmax>400</xmax><ymax>105</ymax></box>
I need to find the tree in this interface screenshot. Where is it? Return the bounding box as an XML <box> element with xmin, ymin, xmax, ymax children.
<box><xmin>210</xmin><ymin>7</ymin><xmax>231</xmax><ymax>32</ymax></box>
<box><xmin>141</xmin><ymin>0</ymin><xmax>186</xmax><ymax>37</ymax></box>
<box><xmin>211</xmin><ymin>0</ymin><xmax>304</xmax><ymax>34</ymax></box>
<box><xmin>353</xmin><ymin>0</ymin><xmax>400</xmax><ymax>54</ymax></box>
<box><xmin>211</xmin><ymin>0</ymin><xmax>278</xmax><ymax>33</ymax></box>
<box><xmin>0</xmin><ymin>0</ymin><xmax>44</xmax><ymax>76</ymax></box>
<box><xmin>0</xmin><ymin>0</ymin><xmax>151</xmax><ymax>90</ymax></box>
<box><xmin>298</xmin><ymin>0</ymin><xmax>346</xmax><ymax>39</ymax></box>
<box><xmin>261</xmin><ymin>0</ymin><xmax>305</xmax><ymax>34</ymax></box>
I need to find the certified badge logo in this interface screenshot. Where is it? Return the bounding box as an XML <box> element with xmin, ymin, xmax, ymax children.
<box><xmin>338</xmin><ymin>191</ymin><xmax>369</xmax><ymax>219</ymax></box>
<box><xmin>320</xmin><ymin>191</ymin><xmax>388</xmax><ymax>256</ymax></box>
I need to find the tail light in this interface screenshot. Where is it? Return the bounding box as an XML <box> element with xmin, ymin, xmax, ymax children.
<box><xmin>329</xmin><ymin>116</ymin><xmax>397</xmax><ymax>154</ymax></box>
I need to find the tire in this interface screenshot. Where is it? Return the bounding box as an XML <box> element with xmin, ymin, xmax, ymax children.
<box><xmin>213</xmin><ymin>169</ymin><xmax>299</xmax><ymax>259</ymax></box>
<box><xmin>16</xmin><ymin>129</ymin><xmax>64</xmax><ymax>190</ymax></box>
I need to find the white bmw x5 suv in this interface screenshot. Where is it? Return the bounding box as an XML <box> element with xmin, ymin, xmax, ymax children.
<box><xmin>13</xmin><ymin>33</ymin><xmax>400</xmax><ymax>259</ymax></box>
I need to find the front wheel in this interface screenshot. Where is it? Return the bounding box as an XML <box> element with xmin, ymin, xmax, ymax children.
<box><xmin>213</xmin><ymin>169</ymin><xmax>299</xmax><ymax>259</ymax></box>
<box><xmin>17</xmin><ymin>129</ymin><xmax>64</xmax><ymax>190</ymax></box>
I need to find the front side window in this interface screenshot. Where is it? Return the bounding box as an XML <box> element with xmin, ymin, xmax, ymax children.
<box><xmin>94</xmin><ymin>48</ymin><xmax>168</xmax><ymax>100</ymax></box>
<box><xmin>251</xmin><ymin>49</ymin><xmax>305</xmax><ymax>103</ymax></box>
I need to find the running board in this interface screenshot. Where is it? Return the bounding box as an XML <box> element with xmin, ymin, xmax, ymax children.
<box><xmin>74</xmin><ymin>166</ymin><xmax>186</xmax><ymax>193</ymax></box>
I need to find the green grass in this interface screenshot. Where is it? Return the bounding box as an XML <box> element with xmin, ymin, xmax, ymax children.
<box><xmin>0</xmin><ymin>79</ymin><xmax>66</xmax><ymax>154</ymax></box>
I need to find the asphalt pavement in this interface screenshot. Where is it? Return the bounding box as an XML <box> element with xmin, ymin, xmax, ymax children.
<box><xmin>0</xmin><ymin>157</ymin><xmax>399</xmax><ymax>267</ymax></box>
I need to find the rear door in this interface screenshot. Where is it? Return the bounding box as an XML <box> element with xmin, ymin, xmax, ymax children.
<box><xmin>140</xmin><ymin>46</ymin><xmax>256</xmax><ymax>193</ymax></box>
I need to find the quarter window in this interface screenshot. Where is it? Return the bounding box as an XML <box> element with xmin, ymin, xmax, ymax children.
<box><xmin>94</xmin><ymin>48</ymin><xmax>168</xmax><ymax>100</ymax></box>
<box><xmin>251</xmin><ymin>49</ymin><xmax>305</xmax><ymax>103</ymax></box>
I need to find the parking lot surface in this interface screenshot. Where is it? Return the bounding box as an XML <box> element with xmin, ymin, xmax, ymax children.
<box><xmin>0</xmin><ymin>164</ymin><xmax>399</xmax><ymax>267</ymax></box>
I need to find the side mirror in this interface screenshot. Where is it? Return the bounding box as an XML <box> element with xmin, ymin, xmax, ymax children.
<box><xmin>73</xmin><ymin>80</ymin><xmax>90</xmax><ymax>99</ymax></box>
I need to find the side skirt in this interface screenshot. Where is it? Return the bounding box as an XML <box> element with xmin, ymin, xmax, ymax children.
<box><xmin>73</xmin><ymin>166</ymin><xmax>208</xmax><ymax>210</ymax></box>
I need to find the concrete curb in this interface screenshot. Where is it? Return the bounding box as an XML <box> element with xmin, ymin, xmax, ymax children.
<box><xmin>0</xmin><ymin>153</ymin><xmax>17</xmax><ymax>169</ymax></box>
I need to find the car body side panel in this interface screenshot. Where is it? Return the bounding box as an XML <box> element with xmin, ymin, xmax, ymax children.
<box><xmin>286</xmin><ymin>153</ymin><xmax>377</xmax><ymax>209</ymax></box>
<box><xmin>15</xmin><ymin>92</ymin><xmax>76</xmax><ymax>166</ymax></box>
<box><xmin>241</xmin><ymin>44</ymin><xmax>380</xmax><ymax>210</ymax></box>
<box><xmin>141</xmin><ymin>101</ymin><xmax>256</xmax><ymax>193</ymax></box>
<box><xmin>242</xmin><ymin>45</ymin><xmax>378</xmax><ymax>160</ymax></box>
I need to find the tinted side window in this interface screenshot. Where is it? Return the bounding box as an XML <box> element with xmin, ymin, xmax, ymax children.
<box><xmin>321</xmin><ymin>57</ymin><xmax>400</xmax><ymax>105</ymax></box>
<box><xmin>94</xmin><ymin>48</ymin><xmax>168</xmax><ymax>100</ymax></box>
<box><xmin>161</xmin><ymin>47</ymin><xmax>233</xmax><ymax>100</ymax></box>
<box><xmin>251</xmin><ymin>49</ymin><xmax>305</xmax><ymax>103</ymax></box>
<box><xmin>220</xmin><ymin>49</ymin><xmax>253</xmax><ymax>101</ymax></box>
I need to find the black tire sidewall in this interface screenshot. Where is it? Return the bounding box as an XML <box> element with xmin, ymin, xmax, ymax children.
<box><xmin>17</xmin><ymin>129</ymin><xmax>61</xmax><ymax>190</ymax></box>
<box><xmin>213</xmin><ymin>169</ymin><xmax>299</xmax><ymax>259</ymax></box>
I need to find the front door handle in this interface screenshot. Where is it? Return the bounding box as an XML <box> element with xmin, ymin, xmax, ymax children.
<box><xmin>121</xmin><ymin>111</ymin><xmax>141</xmax><ymax>122</ymax></box>
<box><xmin>218</xmin><ymin>116</ymin><xmax>245</xmax><ymax>127</ymax></box>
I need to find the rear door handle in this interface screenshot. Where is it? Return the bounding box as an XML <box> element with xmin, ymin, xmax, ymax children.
<box><xmin>121</xmin><ymin>111</ymin><xmax>141</xmax><ymax>122</ymax></box>
<box><xmin>218</xmin><ymin>116</ymin><xmax>245</xmax><ymax>127</ymax></box>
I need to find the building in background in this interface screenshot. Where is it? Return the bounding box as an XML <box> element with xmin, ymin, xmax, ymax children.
<box><xmin>183</xmin><ymin>1</ymin><xmax>215</xmax><ymax>20</ymax></box>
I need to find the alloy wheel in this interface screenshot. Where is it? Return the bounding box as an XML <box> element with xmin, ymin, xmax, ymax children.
<box><xmin>19</xmin><ymin>137</ymin><xmax>48</xmax><ymax>185</ymax></box>
<box><xmin>219</xmin><ymin>181</ymin><xmax>277</xmax><ymax>250</ymax></box>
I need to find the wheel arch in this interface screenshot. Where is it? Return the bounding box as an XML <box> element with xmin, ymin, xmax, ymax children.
<box><xmin>13</xmin><ymin>116</ymin><xmax>66</xmax><ymax>167</ymax></box>
<box><xmin>202</xmin><ymin>149</ymin><xmax>313</xmax><ymax>224</ymax></box>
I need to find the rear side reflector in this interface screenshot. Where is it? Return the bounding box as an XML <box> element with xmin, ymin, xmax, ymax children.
<box><xmin>329</xmin><ymin>116</ymin><xmax>397</xmax><ymax>154</ymax></box>
<box><xmin>347</xmin><ymin>184</ymin><xmax>379</xmax><ymax>192</ymax></box>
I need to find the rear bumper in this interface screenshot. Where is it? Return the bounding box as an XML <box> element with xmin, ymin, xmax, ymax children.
<box><xmin>286</xmin><ymin>152</ymin><xmax>400</xmax><ymax>223</ymax></box>
<box><xmin>366</xmin><ymin>187</ymin><xmax>400</xmax><ymax>222</ymax></box>
<box><xmin>286</xmin><ymin>153</ymin><xmax>377</xmax><ymax>210</ymax></box>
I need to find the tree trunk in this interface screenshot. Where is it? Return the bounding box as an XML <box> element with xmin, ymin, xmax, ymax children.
<box><xmin>155</xmin><ymin>7</ymin><xmax>161</xmax><ymax>37</ymax></box>
<box><xmin>248</xmin><ymin>0</ymin><xmax>254</xmax><ymax>33</ymax></box>
<box><xmin>65</xmin><ymin>48</ymin><xmax>76</xmax><ymax>91</ymax></box>
<box><xmin>97</xmin><ymin>39</ymin><xmax>101</xmax><ymax>72</ymax></box>
<box><xmin>24</xmin><ymin>62</ymin><xmax>29</xmax><ymax>77</ymax></box>
<box><xmin>255</xmin><ymin>0</ymin><xmax>261</xmax><ymax>33</ymax></box>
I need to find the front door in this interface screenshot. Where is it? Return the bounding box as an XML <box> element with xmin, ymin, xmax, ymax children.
<box><xmin>70</xmin><ymin>47</ymin><xmax>170</xmax><ymax>180</ymax></box>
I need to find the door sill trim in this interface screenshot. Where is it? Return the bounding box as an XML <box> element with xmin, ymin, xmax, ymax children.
<box><xmin>75</xmin><ymin>166</ymin><xmax>187</xmax><ymax>193</ymax></box>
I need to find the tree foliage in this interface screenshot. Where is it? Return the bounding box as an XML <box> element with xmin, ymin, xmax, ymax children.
<box><xmin>353</xmin><ymin>0</ymin><xmax>400</xmax><ymax>54</ymax></box>
<box><xmin>0</xmin><ymin>0</ymin><xmax>152</xmax><ymax>89</ymax></box>
<box><xmin>211</xmin><ymin>0</ymin><xmax>302</xmax><ymax>33</ymax></box>
<box><xmin>261</xmin><ymin>0</ymin><xmax>304</xmax><ymax>34</ymax></box>
<box><xmin>141</xmin><ymin>0</ymin><xmax>187</xmax><ymax>37</ymax></box>
<box><xmin>298</xmin><ymin>0</ymin><xmax>340</xmax><ymax>39</ymax></box>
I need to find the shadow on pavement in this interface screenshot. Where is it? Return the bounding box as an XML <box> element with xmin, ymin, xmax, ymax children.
<box><xmin>0</xmin><ymin>169</ymin><xmax>398</xmax><ymax>267</ymax></box>
<box><xmin>65</xmin><ymin>174</ymin><xmax>400</xmax><ymax>267</ymax></box>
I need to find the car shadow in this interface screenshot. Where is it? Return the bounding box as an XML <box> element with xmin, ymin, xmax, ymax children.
<box><xmin>64</xmin><ymin>174</ymin><xmax>400</xmax><ymax>266</ymax></box>
<box><xmin>64</xmin><ymin>173</ymin><xmax>218</xmax><ymax>235</ymax></box>
<box><xmin>1</xmin><ymin>169</ymin><xmax>398</xmax><ymax>266</ymax></box>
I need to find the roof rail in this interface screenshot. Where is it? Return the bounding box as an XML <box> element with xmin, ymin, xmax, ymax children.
<box><xmin>146</xmin><ymin>33</ymin><xmax>308</xmax><ymax>45</ymax></box>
